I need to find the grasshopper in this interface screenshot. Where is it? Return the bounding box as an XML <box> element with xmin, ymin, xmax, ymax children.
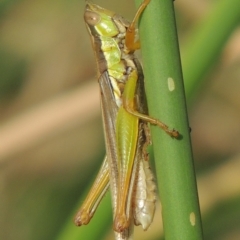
<box><xmin>75</xmin><ymin>1</ymin><xmax>179</xmax><ymax>239</ymax></box>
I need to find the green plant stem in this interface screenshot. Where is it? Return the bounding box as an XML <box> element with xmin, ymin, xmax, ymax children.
<box><xmin>182</xmin><ymin>0</ymin><xmax>240</xmax><ymax>100</ymax></box>
<box><xmin>134</xmin><ymin>0</ymin><xmax>203</xmax><ymax>239</ymax></box>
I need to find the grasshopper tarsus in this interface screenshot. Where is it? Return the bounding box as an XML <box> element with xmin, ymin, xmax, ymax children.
<box><xmin>113</xmin><ymin>214</ymin><xmax>130</xmax><ymax>233</ymax></box>
<box><xmin>168</xmin><ymin>129</ymin><xmax>179</xmax><ymax>138</ymax></box>
<box><xmin>154</xmin><ymin>120</ymin><xmax>179</xmax><ymax>138</ymax></box>
<box><xmin>74</xmin><ymin>209</ymin><xmax>92</xmax><ymax>226</ymax></box>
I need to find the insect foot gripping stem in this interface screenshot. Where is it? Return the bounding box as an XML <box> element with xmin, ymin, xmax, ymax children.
<box><xmin>74</xmin><ymin>209</ymin><xmax>92</xmax><ymax>226</ymax></box>
<box><xmin>165</xmin><ymin>128</ymin><xmax>179</xmax><ymax>138</ymax></box>
<box><xmin>113</xmin><ymin>214</ymin><xmax>130</xmax><ymax>232</ymax></box>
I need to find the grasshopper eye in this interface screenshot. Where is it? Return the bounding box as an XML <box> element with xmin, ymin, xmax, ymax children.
<box><xmin>84</xmin><ymin>11</ymin><xmax>101</xmax><ymax>26</ymax></box>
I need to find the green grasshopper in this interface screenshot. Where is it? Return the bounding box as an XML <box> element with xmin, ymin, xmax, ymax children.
<box><xmin>75</xmin><ymin>0</ymin><xmax>179</xmax><ymax>238</ymax></box>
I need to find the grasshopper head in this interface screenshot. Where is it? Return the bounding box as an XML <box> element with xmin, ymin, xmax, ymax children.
<box><xmin>84</xmin><ymin>2</ymin><xmax>119</xmax><ymax>37</ymax></box>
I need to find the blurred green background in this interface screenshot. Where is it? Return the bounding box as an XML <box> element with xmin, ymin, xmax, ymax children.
<box><xmin>0</xmin><ymin>0</ymin><xmax>240</xmax><ymax>240</ymax></box>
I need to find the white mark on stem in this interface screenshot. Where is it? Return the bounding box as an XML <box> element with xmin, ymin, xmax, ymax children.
<box><xmin>167</xmin><ymin>77</ymin><xmax>175</xmax><ymax>91</ymax></box>
<box><xmin>189</xmin><ymin>212</ymin><xmax>196</xmax><ymax>226</ymax></box>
